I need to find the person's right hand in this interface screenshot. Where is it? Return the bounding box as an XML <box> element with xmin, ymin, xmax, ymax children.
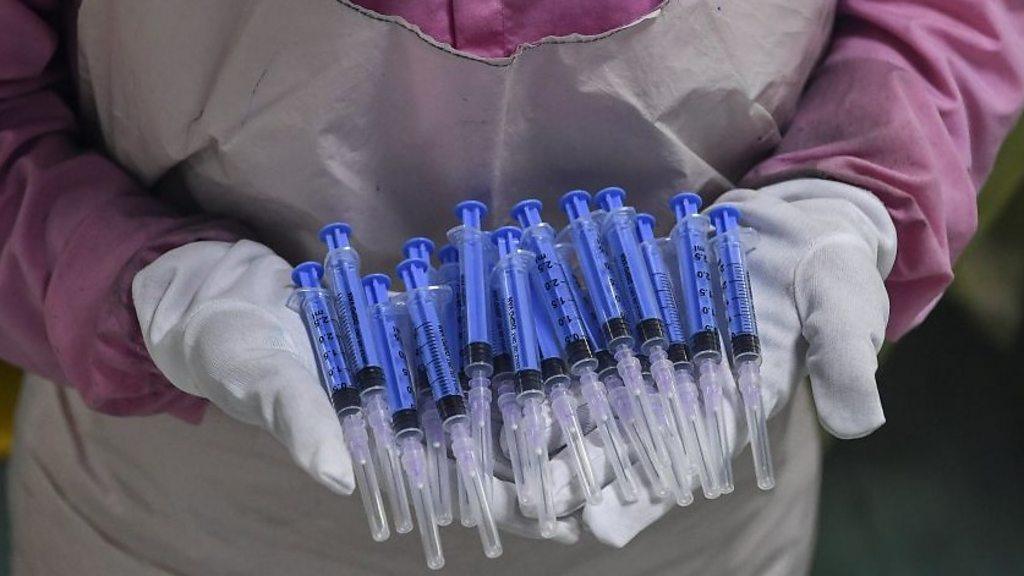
<box><xmin>133</xmin><ymin>240</ymin><xmax>356</xmax><ymax>496</ymax></box>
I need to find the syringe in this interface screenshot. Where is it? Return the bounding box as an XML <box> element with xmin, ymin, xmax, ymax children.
<box><xmin>447</xmin><ymin>201</ymin><xmax>496</xmax><ymax>502</ymax></box>
<box><xmin>481</xmin><ymin>242</ymin><xmax>532</xmax><ymax>509</ymax></box>
<box><xmin>708</xmin><ymin>206</ymin><xmax>775</xmax><ymax>491</ymax></box>
<box><xmin>593</xmin><ymin>187</ymin><xmax>693</xmax><ymax>506</ymax></box>
<box><xmin>364</xmin><ymin>273</ymin><xmax>445</xmax><ymax>569</ymax></box>
<box><xmin>490</xmin><ymin>227</ymin><xmax>557</xmax><ymax>538</ymax></box>
<box><xmin>396</xmin><ymin>257</ymin><xmax>502</xmax><ymax>558</ymax></box>
<box><xmin>531</xmin><ymin>284</ymin><xmax>601</xmax><ymax>505</ymax></box>
<box><xmin>288</xmin><ymin>262</ymin><xmax>389</xmax><ymax>542</ymax></box>
<box><xmin>432</xmin><ymin>242</ymin><xmax>474</xmax><ymax>528</ymax></box>
<box><xmin>320</xmin><ymin>223</ymin><xmax>413</xmax><ymax>534</ymax></box>
<box><xmin>635</xmin><ymin>213</ymin><xmax>723</xmax><ymax>499</ymax></box>
<box><xmin>668</xmin><ymin>193</ymin><xmax>735</xmax><ymax>494</ymax></box>
<box><xmin>512</xmin><ymin>199</ymin><xmax>635</xmax><ymax>503</ymax></box>
<box><xmin>410</xmin><ymin>242</ymin><xmax>455</xmax><ymax>526</ymax></box>
<box><xmin>559</xmin><ymin>190</ymin><xmax>671</xmax><ymax>497</ymax></box>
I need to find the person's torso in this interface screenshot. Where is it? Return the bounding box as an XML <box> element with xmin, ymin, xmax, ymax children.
<box><xmin>74</xmin><ymin>0</ymin><xmax>835</xmax><ymax>270</ymax></box>
<box><xmin>16</xmin><ymin>3</ymin><xmax>835</xmax><ymax>573</ymax></box>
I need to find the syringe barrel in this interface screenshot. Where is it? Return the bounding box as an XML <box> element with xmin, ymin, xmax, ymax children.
<box><xmin>594</xmin><ymin>188</ymin><xmax>667</xmax><ymax>352</ymax></box>
<box><xmin>289</xmin><ymin>262</ymin><xmax>362</xmax><ymax>413</ymax></box>
<box><xmin>559</xmin><ymin>190</ymin><xmax>632</xmax><ymax>350</ymax></box>
<box><xmin>448</xmin><ymin>201</ymin><xmax>494</xmax><ymax>372</ymax></box>
<box><xmin>485</xmin><ymin>241</ymin><xmax>513</xmax><ymax>378</ymax></box>
<box><xmin>636</xmin><ymin>213</ymin><xmax>688</xmax><ymax>347</ymax></box>
<box><xmin>397</xmin><ymin>258</ymin><xmax>466</xmax><ymax>421</ymax></box>
<box><xmin>363</xmin><ymin>274</ymin><xmax>420</xmax><ymax>433</ymax></box>
<box><xmin>319</xmin><ymin>224</ymin><xmax>384</xmax><ymax>392</ymax></box>
<box><xmin>492</xmin><ymin>227</ymin><xmax>544</xmax><ymax>396</ymax></box>
<box><xmin>709</xmin><ymin>206</ymin><xmax>762</xmax><ymax>363</ymax></box>
<box><xmin>436</xmin><ymin>245</ymin><xmax>465</xmax><ymax>380</ymax></box>
<box><xmin>669</xmin><ymin>193</ymin><xmax>723</xmax><ymax>360</ymax></box>
<box><xmin>513</xmin><ymin>199</ymin><xmax>594</xmax><ymax>368</ymax></box>
<box><xmin>531</xmin><ymin>286</ymin><xmax>572</xmax><ymax>389</ymax></box>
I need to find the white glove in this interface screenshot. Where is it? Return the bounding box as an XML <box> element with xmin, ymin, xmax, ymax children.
<box><xmin>133</xmin><ymin>240</ymin><xmax>356</xmax><ymax>495</ymax></box>
<box><xmin>581</xmin><ymin>178</ymin><xmax>898</xmax><ymax>546</ymax></box>
<box><xmin>134</xmin><ymin>239</ymin><xmax>576</xmax><ymax>540</ymax></box>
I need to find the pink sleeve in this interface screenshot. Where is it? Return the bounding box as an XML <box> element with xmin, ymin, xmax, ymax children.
<box><xmin>742</xmin><ymin>0</ymin><xmax>1024</xmax><ymax>340</ymax></box>
<box><xmin>0</xmin><ymin>0</ymin><xmax>244</xmax><ymax>422</ymax></box>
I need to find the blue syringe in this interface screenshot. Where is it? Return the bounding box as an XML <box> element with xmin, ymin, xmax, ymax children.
<box><xmin>490</xmin><ymin>227</ymin><xmax>557</xmax><ymax>538</ymax></box>
<box><xmin>531</xmin><ymin>284</ymin><xmax>602</xmax><ymax>505</ymax></box>
<box><xmin>409</xmin><ymin>242</ymin><xmax>455</xmax><ymax>526</ymax></box>
<box><xmin>320</xmin><ymin>224</ymin><xmax>413</xmax><ymax>533</ymax></box>
<box><xmin>396</xmin><ymin>257</ymin><xmax>502</xmax><ymax>558</ymax></box>
<box><xmin>636</xmin><ymin>213</ymin><xmax>723</xmax><ymax>499</ymax></box>
<box><xmin>447</xmin><ymin>202</ymin><xmax>496</xmax><ymax>500</ymax></box>
<box><xmin>289</xmin><ymin>262</ymin><xmax>389</xmax><ymax>542</ymax></box>
<box><xmin>708</xmin><ymin>206</ymin><xmax>775</xmax><ymax>491</ymax></box>
<box><xmin>559</xmin><ymin>190</ymin><xmax>671</xmax><ymax>498</ymax></box>
<box><xmin>669</xmin><ymin>193</ymin><xmax>734</xmax><ymax>494</ymax></box>
<box><xmin>480</xmin><ymin>240</ymin><xmax>533</xmax><ymax>509</ymax></box>
<box><xmin>594</xmin><ymin>188</ymin><xmax>693</xmax><ymax>506</ymax></box>
<box><xmin>512</xmin><ymin>199</ymin><xmax>636</xmax><ymax>503</ymax></box>
<box><xmin>364</xmin><ymin>274</ymin><xmax>445</xmax><ymax>569</ymax></box>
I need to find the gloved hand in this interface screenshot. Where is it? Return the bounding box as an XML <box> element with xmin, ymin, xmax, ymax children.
<box><xmin>580</xmin><ymin>178</ymin><xmax>898</xmax><ymax>546</ymax></box>
<box><xmin>133</xmin><ymin>239</ymin><xmax>573</xmax><ymax>539</ymax></box>
<box><xmin>133</xmin><ymin>240</ymin><xmax>357</xmax><ymax>495</ymax></box>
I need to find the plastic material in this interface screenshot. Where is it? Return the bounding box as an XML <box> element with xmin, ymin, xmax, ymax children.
<box><xmin>709</xmin><ymin>206</ymin><xmax>774</xmax><ymax>491</ymax></box>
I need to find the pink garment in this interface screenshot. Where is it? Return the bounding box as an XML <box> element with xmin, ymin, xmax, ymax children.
<box><xmin>1</xmin><ymin>0</ymin><xmax>1022</xmax><ymax>418</ymax></box>
<box><xmin>0</xmin><ymin>0</ymin><xmax>242</xmax><ymax>421</ymax></box>
<box><xmin>351</xmin><ymin>0</ymin><xmax>661</xmax><ymax>58</ymax></box>
<box><xmin>742</xmin><ymin>0</ymin><xmax>1024</xmax><ymax>339</ymax></box>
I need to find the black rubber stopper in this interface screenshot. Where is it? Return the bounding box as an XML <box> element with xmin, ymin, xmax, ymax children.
<box><xmin>493</xmin><ymin>353</ymin><xmax>514</xmax><ymax>377</ymax></box>
<box><xmin>541</xmin><ymin>357</ymin><xmax>569</xmax><ymax>383</ymax></box>
<box><xmin>354</xmin><ymin>365</ymin><xmax>385</xmax><ymax>393</ymax></box>
<box><xmin>416</xmin><ymin>368</ymin><xmax>430</xmax><ymax>393</ymax></box>
<box><xmin>595</xmin><ymin>350</ymin><xmax>616</xmax><ymax>377</ymax></box>
<box><xmin>391</xmin><ymin>408</ymin><xmax>419</xmax><ymax>434</ymax></box>
<box><xmin>330</xmin><ymin>387</ymin><xmax>361</xmax><ymax>412</ymax></box>
<box><xmin>436</xmin><ymin>394</ymin><xmax>467</xmax><ymax>421</ymax></box>
<box><xmin>636</xmin><ymin>318</ymin><xmax>667</xmax><ymax>347</ymax></box>
<box><xmin>690</xmin><ymin>329</ymin><xmax>721</xmax><ymax>357</ymax></box>
<box><xmin>668</xmin><ymin>342</ymin><xmax>692</xmax><ymax>366</ymax></box>
<box><xmin>601</xmin><ymin>317</ymin><xmax>631</xmax><ymax>345</ymax></box>
<box><xmin>515</xmin><ymin>369</ymin><xmax>544</xmax><ymax>395</ymax></box>
<box><xmin>731</xmin><ymin>334</ymin><xmax>761</xmax><ymax>359</ymax></box>
<box><xmin>637</xmin><ymin>354</ymin><xmax>652</xmax><ymax>375</ymax></box>
<box><xmin>565</xmin><ymin>338</ymin><xmax>593</xmax><ymax>368</ymax></box>
<box><xmin>463</xmin><ymin>341</ymin><xmax>493</xmax><ymax>368</ymax></box>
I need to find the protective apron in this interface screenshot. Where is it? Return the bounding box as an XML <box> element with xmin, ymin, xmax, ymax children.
<box><xmin>11</xmin><ymin>0</ymin><xmax>831</xmax><ymax>574</ymax></box>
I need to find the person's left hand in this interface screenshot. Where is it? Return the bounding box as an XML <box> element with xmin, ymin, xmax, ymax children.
<box><xmin>580</xmin><ymin>178</ymin><xmax>898</xmax><ymax>546</ymax></box>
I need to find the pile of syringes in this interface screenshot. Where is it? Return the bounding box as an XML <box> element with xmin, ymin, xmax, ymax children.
<box><xmin>288</xmin><ymin>188</ymin><xmax>775</xmax><ymax>569</ymax></box>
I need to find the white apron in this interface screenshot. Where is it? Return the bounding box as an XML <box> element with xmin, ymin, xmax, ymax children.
<box><xmin>11</xmin><ymin>1</ymin><xmax>832</xmax><ymax>573</ymax></box>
